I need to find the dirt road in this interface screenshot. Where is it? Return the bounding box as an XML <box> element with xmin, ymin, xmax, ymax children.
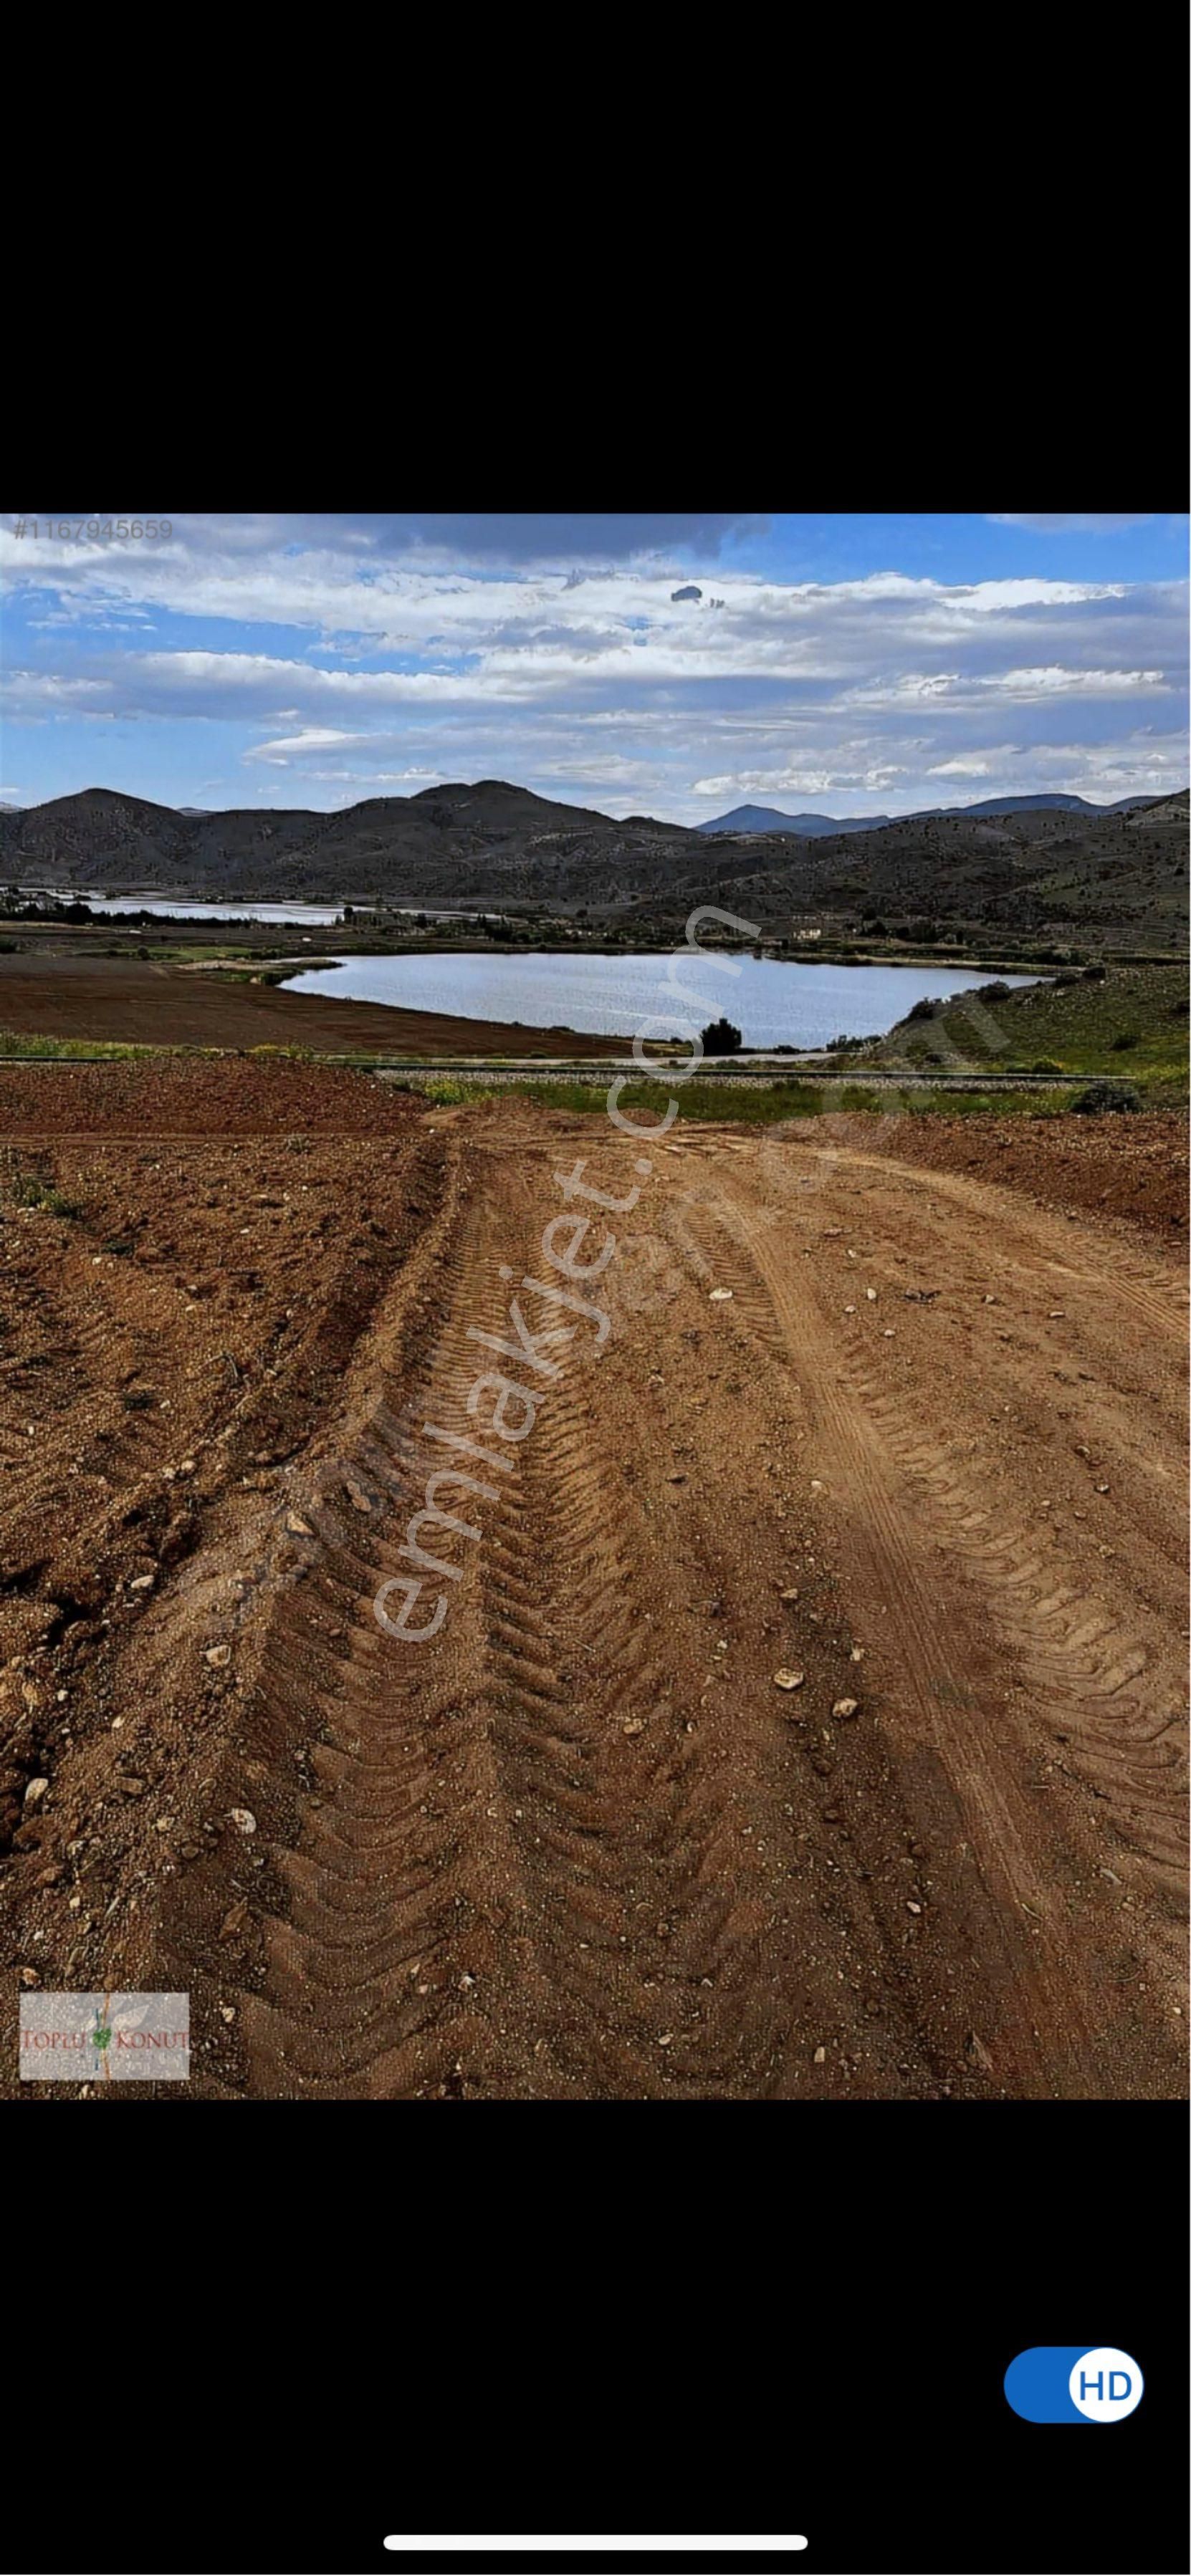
<box><xmin>1</xmin><ymin>1070</ymin><xmax>1185</xmax><ymax>2099</ymax></box>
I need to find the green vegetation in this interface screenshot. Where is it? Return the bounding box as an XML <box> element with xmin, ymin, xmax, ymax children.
<box><xmin>396</xmin><ymin>1073</ymin><xmax>1084</xmax><ymax>1125</ymax></box>
<box><xmin>877</xmin><ymin>963</ymin><xmax>1187</xmax><ymax>1102</ymax></box>
<box><xmin>0</xmin><ymin>1031</ymin><xmax>319</xmax><ymax>1065</ymax></box>
<box><xmin>0</xmin><ymin>1029</ymin><xmax>153</xmax><ymax>1060</ymax></box>
<box><xmin>417</xmin><ymin>1077</ymin><xmax>476</xmax><ymax>1105</ymax></box>
<box><xmin>499</xmin><ymin>1078</ymin><xmax>830</xmax><ymax>1123</ymax></box>
<box><xmin>4</xmin><ymin>1167</ymin><xmax>81</xmax><ymax>1216</ymax></box>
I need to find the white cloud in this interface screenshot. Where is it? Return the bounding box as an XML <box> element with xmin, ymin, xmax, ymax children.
<box><xmin>987</xmin><ymin>514</ymin><xmax>1156</xmax><ymax>534</ymax></box>
<box><xmin>1</xmin><ymin>520</ymin><xmax>1185</xmax><ymax>822</ymax></box>
<box><xmin>244</xmin><ymin>726</ymin><xmax>369</xmax><ymax>762</ymax></box>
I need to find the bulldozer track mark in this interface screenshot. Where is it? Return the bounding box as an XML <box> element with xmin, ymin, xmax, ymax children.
<box><xmin>675</xmin><ymin>1179</ymin><xmax>1185</xmax><ymax>2092</ymax></box>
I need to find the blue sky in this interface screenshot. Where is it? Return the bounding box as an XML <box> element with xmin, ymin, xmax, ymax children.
<box><xmin>1</xmin><ymin>511</ymin><xmax>1186</xmax><ymax>822</ymax></box>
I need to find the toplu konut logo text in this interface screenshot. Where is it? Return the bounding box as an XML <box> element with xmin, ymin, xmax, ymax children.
<box><xmin>19</xmin><ymin>1991</ymin><xmax>190</xmax><ymax>2082</ymax></box>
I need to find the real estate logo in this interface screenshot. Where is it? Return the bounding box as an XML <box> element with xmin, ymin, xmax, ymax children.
<box><xmin>19</xmin><ymin>1991</ymin><xmax>190</xmax><ymax>2082</ymax></box>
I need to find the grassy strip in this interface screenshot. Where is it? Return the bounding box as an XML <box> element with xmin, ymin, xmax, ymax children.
<box><xmin>0</xmin><ymin>1031</ymin><xmax>327</xmax><ymax>1064</ymax></box>
<box><xmin>0</xmin><ymin>1029</ymin><xmax>156</xmax><ymax>1060</ymax></box>
<box><xmin>408</xmin><ymin>1075</ymin><xmax>1086</xmax><ymax>1123</ymax></box>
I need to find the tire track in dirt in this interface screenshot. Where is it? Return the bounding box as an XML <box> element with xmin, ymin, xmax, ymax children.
<box><xmin>812</xmin><ymin>1144</ymin><xmax>1188</xmax><ymax>1346</ymax></box>
<box><xmin>737</xmin><ymin>1134</ymin><xmax>1187</xmax><ymax>1598</ymax></box>
<box><xmin>229</xmin><ymin>1154</ymin><xmax>554</xmax><ymax>2097</ymax></box>
<box><xmin>671</xmin><ymin>1183</ymin><xmax>1091</xmax><ymax>2093</ymax></box>
<box><xmin>830</xmin><ymin>1350</ymin><xmax>1186</xmax><ymax>1881</ymax></box>
<box><xmin>666</xmin><ymin>1159</ymin><xmax>1185</xmax><ymax>2095</ymax></box>
<box><xmin>228</xmin><ymin>1146</ymin><xmax>810</xmax><ymax>2098</ymax></box>
<box><xmin>474</xmin><ymin>1339</ymin><xmax>790</xmax><ymax>2097</ymax></box>
<box><xmin>202</xmin><ymin>1133</ymin><xmax>914</xmax><ymax>2097</ymax></box>
<box><xmin>459</xmin><ymin>1145</ymin><xmax>963</xmax><ymax>2100</ymax></box>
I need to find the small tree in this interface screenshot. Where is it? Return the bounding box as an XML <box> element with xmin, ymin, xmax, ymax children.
<box><xmin>702</xmin><ymin>1015</ymin><xmax>743</xmax><ymax>1056</ymax></box>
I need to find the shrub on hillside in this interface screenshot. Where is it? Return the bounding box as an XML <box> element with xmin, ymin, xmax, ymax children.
<box><xmin>1071</xmin><ymin>1079</ymin><xmax>1140</xmax><ymax>1114</ymax></box>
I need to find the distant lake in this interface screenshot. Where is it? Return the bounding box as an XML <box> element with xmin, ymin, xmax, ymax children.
<box><xmin>19</xmin><ymin>889</ymin><xmax>499</xmax><ymax>928</ymax></box>
<box><xmin>284</xmin><ymin>951</ymin><xmax>1036</xmax><ymax>1051</ymax></box>
<box><xmin>26</xmin><ymin>891</ymin><xmax>348</xmax><ymax>927</ymax></box>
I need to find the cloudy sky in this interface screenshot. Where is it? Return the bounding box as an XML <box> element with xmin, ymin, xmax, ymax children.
<box><xmin>1</xmin><ymin>511</ymin><xmax>1186</xmax><ymax>822</ymax></box>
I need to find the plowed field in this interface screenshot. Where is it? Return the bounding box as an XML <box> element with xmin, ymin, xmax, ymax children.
<box><xmin>1</xmin><ymin>1065</ymin><xmax>1185</xmax><ymax>2100</ymax></box>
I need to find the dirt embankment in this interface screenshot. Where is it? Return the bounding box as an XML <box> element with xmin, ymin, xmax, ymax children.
<box><xmin>0</xmin><ymin>953</ymin><xmax>624</xmax><ymax>1058</ymax></box>
<box><xmin>0</xmin><ymin>1067</ymin><xmax>1185</xmax><ymax>2102</ymax></box>
<box><xmin>843</xmin><ymin>1109</ymin><xmax>1188</xmax><ymax>1239</ymax></box>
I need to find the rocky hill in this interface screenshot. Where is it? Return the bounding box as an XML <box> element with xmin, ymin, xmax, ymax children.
<box><xmin>1</xmin><ymin>780</ymin><xmax>1185</xmax><ymax>949</ymax></box>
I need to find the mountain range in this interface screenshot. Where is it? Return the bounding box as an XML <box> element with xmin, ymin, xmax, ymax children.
<box><xmin>0</xmin><ymin>779</ymin><xmax>1185</xmax><ymax>950</ymax></box>
<box><xmin>697</xmin><ymin>794</ymin><xmax>1168</xmax><ymax>836</ymax></box>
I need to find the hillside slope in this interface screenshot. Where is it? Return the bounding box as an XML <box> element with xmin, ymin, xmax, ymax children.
<box><xmin>879</xmin><ymin>959</ymin><xmax>1188</xmax><ymax>1093</ymax></box>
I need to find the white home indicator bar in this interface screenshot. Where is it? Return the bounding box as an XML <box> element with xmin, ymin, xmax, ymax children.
<box><xmin>383</xmin><ymin>2543</ymin><xmax>809</xmax><ymax>2557</ymax></box>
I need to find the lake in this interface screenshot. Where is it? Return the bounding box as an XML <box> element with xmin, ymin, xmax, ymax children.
<box><xmin>19</xmin><ymin>890</ymin><xmax>504</xmax><ymax>928</ymax></box>
<box><xmin>283</xmin><ymin>951</ymin><xmax>1035</xmax><ymax>1051</ymax></box>
<box><xmin>25</xmin><ymin>892</ymin><xmax>348</xmax><ymax>926</ymax></box>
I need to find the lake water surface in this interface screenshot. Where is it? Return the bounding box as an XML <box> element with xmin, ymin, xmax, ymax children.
<box><xmin>284</xmin><ymin>951</ymin><xmax>1035</xmax><ymax>1051</ymax></box>
<box><xmin>41</xmin><ymin>893</ymin><xmax>347</xmax><ymax>927</ymax></box>
<box><xmin>22</xmin><ymin>890</ymin><xmax>502</xmax><ymax>928</ymax></box>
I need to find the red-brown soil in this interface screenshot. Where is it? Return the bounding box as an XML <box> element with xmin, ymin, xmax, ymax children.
<box><xmin>848</xmin><ymin>1108</ymin><xmax>1187</xmax><ymax>1239</ymax></box>
<box><xmin>0</xmin><ymin>1057</ymin><xmax>425</xmax><ymax>1137</ymax></box>
<box><xmin>1</xmin><ymin>1070</ymin><xmax>1185</xmax><ymax>2101</ymax></box>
